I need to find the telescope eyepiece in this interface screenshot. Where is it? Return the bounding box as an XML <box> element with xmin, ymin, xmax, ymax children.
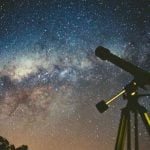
<box><xmin>95</xmin><ymin>46</ymin><xmax>110</xmax><ymax>60</ymax></box>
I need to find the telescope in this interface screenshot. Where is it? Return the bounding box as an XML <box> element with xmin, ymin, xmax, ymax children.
<box><xmin>95</xmin><ymin>46</ymin><xmax>150</xmax><ymax>150</ymax></box>
<box><xmin>95</xmin><ymin>46</ymin><xmax>150</xmax><ymax>86</ymax></box>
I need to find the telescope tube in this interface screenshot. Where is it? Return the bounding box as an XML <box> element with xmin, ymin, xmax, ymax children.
<box><xmin>95</xmin><ymin>46</ymin><xmax>150</xmax><ymax>86</ymax></box>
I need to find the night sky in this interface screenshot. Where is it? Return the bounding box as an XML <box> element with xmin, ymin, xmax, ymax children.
<box><xmin>0</xmin><ymin>0</ymin><xmax>150</xmax><ymax>150</ymax></box>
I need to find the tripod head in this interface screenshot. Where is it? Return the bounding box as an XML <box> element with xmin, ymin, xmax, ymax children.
<box><xmin>96</xmin><ymin>81</ymin><xmax>138</xmax><ymax>113</ymax></box>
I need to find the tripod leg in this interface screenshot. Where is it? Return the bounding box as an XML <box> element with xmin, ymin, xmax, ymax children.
<box><xmin>134</xmin><ymin>112</ymin><xmax>139</xmax><ymax>150</ymax></box>
<box><xmin>115</xmin><ymin>109</ymin><xmax>128</xmax><ymax>150</ymax></box>
<box><xmin>140</xmin><ymin>111</ymin><xmax>150</xmax><ymax>135</ymax></box>
<box><xmin>127</xmin><ymin>111</ymin><xmax>131</xmax><ymax>150</ymax></box>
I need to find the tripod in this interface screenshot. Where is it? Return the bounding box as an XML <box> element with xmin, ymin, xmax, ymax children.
<box><xmin>96</xmin><ymin>81</ymin><xmax>150</xmax><ymax>150</ymax></box>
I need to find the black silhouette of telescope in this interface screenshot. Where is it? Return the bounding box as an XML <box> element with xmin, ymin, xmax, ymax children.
<box><xmin>95</xmin><ymin>46</ymin><xmax>150</xmax><ymax>150</ymax></box>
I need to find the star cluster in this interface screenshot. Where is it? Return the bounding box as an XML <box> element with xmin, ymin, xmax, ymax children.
<box><xmin>0</xmin><ymin>0</ymin><xmax>150</xmax><ymax>150</ymax></box>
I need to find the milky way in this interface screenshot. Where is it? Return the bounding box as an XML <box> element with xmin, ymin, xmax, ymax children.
<box><xmin>0</xmin><ymin>0</ymin><xmax>150</xmax><ymax>150</ymax></box>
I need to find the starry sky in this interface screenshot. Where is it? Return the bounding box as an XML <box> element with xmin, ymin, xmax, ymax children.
<box><xmin>0</xmin><ymin>0</ymin><xmax>150</xmax><ymax>150</ymax></box>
